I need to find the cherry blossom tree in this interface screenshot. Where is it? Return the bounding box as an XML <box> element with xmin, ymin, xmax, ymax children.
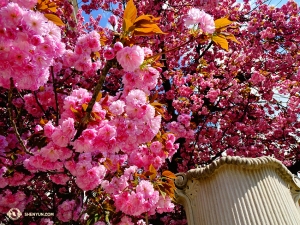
<box><xmin>0</xmin><ymin>0</ymin><xmax>300</xmax><ymax>224</ymax></box>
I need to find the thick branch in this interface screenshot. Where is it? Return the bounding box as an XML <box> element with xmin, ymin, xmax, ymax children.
<box><xmin>74</xmin><ymin>60</ymin><xmax>114</xmax><ymax>140</ymax></box>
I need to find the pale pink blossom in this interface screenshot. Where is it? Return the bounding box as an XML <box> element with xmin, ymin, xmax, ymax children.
<box><xmin>109</xmin><ymin>100</ymin><xmax>125</xmax><ymax>115</ymax></box>
<box><xmin>116</xmin><ymin>45</ymin><xmax>145</xmax><ymax>72</ymax></box>
<box><xmin>156</xmin><ymin>196</ymin><xmax>175</xmax><ymax>214</ymax></box>
<box><xmin>185</xmin><ymin>8</ymin><xmax>215</xmax><ymax>34</ymax></box>
<box><xmin>11</xmin><ymin>0</ymin><xmax>37</xmax><ymax>9</ymax></box>
<box><xmin>126</xmin><ymin>89</ymin><xmax>147</xmax><ymax>106</ymax></box>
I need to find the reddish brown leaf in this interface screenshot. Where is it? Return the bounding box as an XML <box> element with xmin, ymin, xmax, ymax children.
<box><xmin>162</xmin><ymin>170</ymin><xmax>177</xmax><ymax>179</ymax></box>
<box><xmin>149</xmin><ymin>164</ymin><xmax>157</xmax><ymax>180</ymax></box>
<box><xmin>124</xmin><ymin>0</ymin><xmax>137</xmax><ymax>24</ymax></box>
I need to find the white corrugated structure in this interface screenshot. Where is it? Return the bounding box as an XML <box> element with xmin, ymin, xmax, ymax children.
<box><xmin>175</xmin><ymin>156</ymin><xmax>300</xmax><ymax>225</ymax></box>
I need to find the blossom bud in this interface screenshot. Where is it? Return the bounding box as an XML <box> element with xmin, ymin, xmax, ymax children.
<box><xmin>113</xmin><ymin>42</ymin><xmax>123</xmax><ymax>52</ymax></box>
<box><xmin>103</xmin><ymin>47</ymin><xmax>115</xmax><ymax>60</ymax></box>
<box><xmin>108</xmin><ymin>15</ymin><xmax>118</xmax><ymax>27</ymax></box>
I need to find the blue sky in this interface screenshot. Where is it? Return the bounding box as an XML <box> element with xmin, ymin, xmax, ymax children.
<box><xmin>78</xmin><ymin>0</ymin><xmax>300</xmax><ymax>27</ymax></box>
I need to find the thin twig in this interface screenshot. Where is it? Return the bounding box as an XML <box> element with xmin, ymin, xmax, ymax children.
<box><xmin>199</xmin><ymin>41</ymin><xmax>213</xmax><ymax>59</ymax></box>
<box><xmin>51</xmin><ymin>66</ymin><xmax>60</xmax><ymax>125</ymax></box>
<box><xmin>8</xmin><ymin>78</ymin><xmax>33</xmax><ymax>156</ymax></box>
<box><xmin>33</xmin><ymin>91</ymin><xmax>46</xmax><ymax>115</ymax></box>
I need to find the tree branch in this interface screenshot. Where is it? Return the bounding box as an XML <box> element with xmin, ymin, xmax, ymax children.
<box><xmin>74</xmin><ymin>60</ymin><xmax>114</xmax><ymax>140</ymax></box>
<box><xmin>33</xmin><ymin>91</ymin><xmax>46</xmax><ymax>115</ymax></box>
<box><xmin>8</xmin><ymin>78</ymin><xmax>33</xmax><ymax>155</ymax></box>
<box><xmin>51</xmin><ymin>66</ymin><xmax>60</xmax><ymax>125</ymax></box>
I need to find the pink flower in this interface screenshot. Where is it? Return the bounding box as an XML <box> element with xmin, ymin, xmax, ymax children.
<box><xmin>118</xmin><ymin>216</ymin><xmax>134</xmax><ymax>225</ymax></box>
<box><xmin>108</xmin><ymin>15</ymin><xmax>118</xmax><ymax>27</ymax></box>
<box><xmin>50</xmin><ymin>174</ymin><xmax>70</xmax><ymax>185</ymax></box>
<box><xmin>0</xmin><ymin>190</ymin><xmax>27</xmax><ymax>213</ymax></box>
<box><xmin>23</xmin><ymin>11</ymin><xmax>47</xmax><ymax>35</ymax></box>
<box><xmin>109</xmin><ymin>100</ymin><xmax>125</xmax><ymax>115</ymax></box>
<box><xmin>51</xmin><ymin>129</ymin><xmax>69</xmax><ymax>147</ymax></box>
<box><xmin>206</xmin><ymin>89</ymin><xmax>220</xmax><ymax>103</ymax></box>
<box><xmin>249</xmin><ymin>71</ymin><xmax>266</xmax><ymax>85</ymax></box>
<box><xmin>0</xmin><ymin>135</ymin><xmax>8</xmax><ymax>149</ymax></box>
<box><xmin>44</xmin><ymin>121</ymin><xmax>55</xmax><ymax>138</ymax></box>
<box><xmin>39</xmin><ymin>144</ymin><xmax>60</xmax><ymax>162</ymax></box>
<box><xmin>185</xmin><ymin>8</ymin><xmax>203</xmax><ymax>26</ymax></box>
<box><xmin>72</xmin><ymin>129</ymin><xmax>97</xmax><ymax>153</ymax></box>
<box><xmin>104</xmin><ymin>176</ymin><xmax>129</xmax><ymax>195</ymax></box>
<box><xmin>116</xmin><ymin>45</ymin><xmax>145</xmax><ymax>72</ymax></box>
<box><xmin>198</xmin><ymin>11</ymin><xmax>215</xmax><ymax>34</ymax></box>
<box><xmin>97</xmin><ymin>124</ymin><xmax>116</xmax><ymax>141</ymax></box>
<box><xmin>177</xmin><ymin>114</ymin><xmax>191</xmax><ymax>127</ymax></box>
<box><xmin>1</xmin><ymin>3</ymin><xmax>23</xmax><ymax>27</ymax></box>
<box><xmin>11</xmin><ymin>0</ymin><xmax>37</xmax><ymax>9</ymax></box>
<box><xmin>156</xmin><ymin>196</ymin><xmax>174</xmax><ymax>214</ymax></box>
<box><xmin>76</xmin><ymin>165</ymin><xmax>106</xmax><ymax>191</ymax></box>
<box><xmin>57</xmin><ymin>200</ymin><xmax>79</xmax><ymax>222</ymax></box>
<box><xmin>61</xmin><ymin>118</ymin><xmax>76</xmax><ymax>139</ymax></box>
<box><xmin>126</xmin><ymin>89</ymin><xmax>147</xmax><ymax>106</ymax></box>
<box><xmin>185</xmin><ymin>8</ymin><xmax>215</xmax><ymax>34</ymax></box>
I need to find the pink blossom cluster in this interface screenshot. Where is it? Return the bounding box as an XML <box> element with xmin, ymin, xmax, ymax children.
<box><xmin>23</xmin><ymin>85</ymin><xmax>64</xmax><ymax>117</ymax></box>
<box><xmin>61</xmin><ymin>88</ymin><xmax>106</xmax><ymax>121</ymax></box>
<box><xmin>116</xmin><ymin>216</ymin><xmax>146</xmax><ymax>225</ymax></box>
<box><xmin>0</xmin><ymin>190</ymin><xmax>27</xmax><ymax>213</ymax></box>
<box><xmin>123</xmin><ymin>66</ymin><xmax>160</xmax><ymax>95</ymax></box>
<box><xmin>57</xmin><ymin>199</ymin><xmax>81</xmax><ymax>222</ymax></box>
<box><xmin>184</xmin><ymin>8</ymin><xmax>215</xmax><ymax>34</ymax></box>
<box><xmin>128</xmin><ymin>133</ymin><xmax>179</xmax><ymax>169</ymax></box>
<box><xmin>102</xmin><ymin>166</ymin><xmax>174</xmax><ymax>217</ymax></box>
<box><xmin>0</xmin><ymin>2</ymin><xmax>65</xmax><ymax>90</ymax></box>
<box><xmin>114</xmin><ymin>180</ymin><xmax>173</xmax><ymax>216</ymax></box>
<box><xmin>64</xmin><ymin>155</ymin><xmax>106</xmax><ymax>191</ymax></box>
<box><xmin>24</xmin><ymin>142</ymin><xmax>72</xmax><ymax>172</ymax></box>
<box><xmin>24</xmin><ymin>119</ymin><xmax>76</xmax><ymax>173</ymax></box>
<box><xmin>2</xmin><ymin>0</ymin><xmax>300</xmax><ymax>224</ymax></box>
<box><xmin>63</xmin><ymin>31</ymin><xmax>102</xmax><ymax>72</ymax></box>
<box><xmin>67</xmin><ymin>89</ymin><xmax>163</xmax><ymax>160</ymax></box>
<box><xmin>167</xmin><ymin>115</ymin><xmax>195</xmax><ymax>140</ymax></box>
<box><xmin>24</xmin><ymin>118</ymin><xmax>76</xmax><ymax>172</ymax></box>
<box><xmin>0</xmin><ymin>168</ymin><xmax>33</xmax><ymax>188</ymax></box>
<box><xmin>102</xmin><ymin>165</ymin><xmax>136</xmax><ymax>195</ymax></box>
<box><xmin>1</xmin><ymin>0</ymin><xmax>37</xmax><ymax>9</ymax></box>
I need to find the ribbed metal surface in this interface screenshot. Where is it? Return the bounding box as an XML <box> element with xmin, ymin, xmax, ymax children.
<box><xmin>184</xmin><ymin>165</ymin><xmax>300</xmax><ymax>225</ymax></box>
